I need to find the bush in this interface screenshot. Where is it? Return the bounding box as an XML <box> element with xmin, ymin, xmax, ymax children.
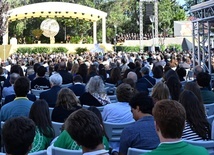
<box><xmin>71</xmin><ymin>36</ymin><xmax>82</xmax><ymax>44</ymax></box>
<box><xmin>167</xmin><ymin>44</ymin><xmax>182</xmax><ymax>52</ymax></box>
<box><xmin>115</xmin><ymin>46</ymin><xmax>141</xmax><ymax>52</ymax></box>
<box><xmin>52</xmin><ymin>47</ymin><xmax>68</xmax><ymax>53</ymax></box>
<box><xmin>16</xmin><ymin>47</ymin><xmax>32</xmax><ymax>54</ymax></box>
<box><xmin>31</xmin><ymin>47</ymin><xmax>49</xmax><ymax>54</ymax></box>
<box><xmin>75</xmin><ymin>47</ymin><xmax>88</xmax><ymax>55</ymax></box>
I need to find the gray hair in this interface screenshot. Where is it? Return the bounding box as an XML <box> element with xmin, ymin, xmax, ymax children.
<box><xmin>127</xmin><ymin>71</ymin><xmax>137</xmax><ymax>83</ymax></box>
<box><xmin>49</xmin><ymin>73</ymin><xmax>62</xmax><ymax>86</ymax></box>
<box><xmin>10</xmin><ymin>73</ymin><xmax>20</xmax><ymax>84</ymax></box>
<box><xmin>85</xmin><ymin>76</ymin><xmax>105</xmax><ymax>94</ymax></box>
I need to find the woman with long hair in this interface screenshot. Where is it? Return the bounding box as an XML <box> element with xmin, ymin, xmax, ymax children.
<box><xmin>29</xmin><ymin>99</ymin><xmax>54</xmax><ymax>153</ymax></box>
<box><xmin>166</xmin><ymin>76</ymin><xmax>181</xmax><ymax>101</ymax></box>
<box><xmin>151</xmin><ymin>82</ymin><xmax>170</xmax><ymax>104</ymax></box>
<box><xmin>106</xmin><ymin>67</ymin><xmax>121</xmax><ymax>86</ymax></box>
<box><xmin>179</xmin><ymin>90</ymin><xmax>211</xmax><ymax>141</ymax></box>
<box><xmin>52</xmin><ymin>88</ymin><xmax>81</xmax><ymax>123</ymax></box>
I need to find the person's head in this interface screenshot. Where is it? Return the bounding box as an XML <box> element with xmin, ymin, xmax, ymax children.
<box><xmin>10</xmin><ymin>64</ymin><xmax>24</xmax><ymax>76</ymax></box>
<box><xmin>166</xmin><ymin>76</ymin><xmax>181</xmax><ymax>101</ymax></box>
<box><xmin>73</xmin><ymin>75</ymin><xmax>83</xmax><ymax>83</ymax></box>
<box><xmin>123</xmin><ymin>78</ymin><xmax>136</xmax><ymax>89</ymax></box>
<box><xmin>2</xmin><ymin>116</ymin><xmax>36</xmax><ymax>155</ymax></box>
<box><xmin>29</xmin><ymin>99</ymin><xmax>54</xmax><ymax>138</ymax></box>
<box><xmin>193</xmin><ymin>65</ymin><xmax>204</xmax><ymax>78</ymax></box>
<box><xmin>14</xmin><ymin>77</ymin><xmax>30</xmax><ymax>97</ymax></box>
<box><xmin>196</xmin><ymin>72</ymin><xmax>211</xmax><ymax>88</ymax></box>
<box><xmin>9</xmin><ymin>73</ymin><xmax>20</xmax><ymax>85</ymax></box>
<box><xmin>153</xmin><ymin>100</ymin><xmax>186</xmax><ymax>140</ymax></box>
<box><xmin>110</xmin><ymin>67</ymin><xmax>121</xmax><ymax>83</ymax></box>
<box><xmin>179</xmin><ymin>90</ymin><xmax>210</xmax><ymax>140</ymax></box>
<box><xmin>49</xmin><ymin>73</ymin><xmax>62</xmax><ymax>87</ymax></box>
<box><xmin>65</xmin><ymin>109</ymin><xmax>103</xmax><ymax>152</ymax></box>
<box><xmin>56</xmin><ymin>88</ymin><xmax>80</xmax><ymax>110</ymax></box>
<box><xmin>116</xmin><ymin>83</ymin><xmax>134</xmax><ymax>102</ymax></box>
<box><xmin>151</xmin><ymin>82</ymin><xmax>170</xmax><ymax>103</ymax></box>
<box><xmin>59</xmin><ymin>62</ymin><xmax>66</xmax><ymax>70</ymax></box>
<box><xmin>176</xmin><ymin>67</ymin><xmax>186</xmax><ymax>81</ymax></box>
<box><xmin>33</xmin><ymin>63</ymin><xmax>41</xmax><ymax>73</ymax></box>
<box><xmin>85</xmin><ymin>76</ymin><xmax>105</xmax><ymax>94</ymax></box>
<box><xmin>152</xmin><ymin>65</ymin><xmax>163</xmax><ymax>79</ymax></box>
<box><xmin>140</xmin><ymin>67</ymin><xmax>149</xmax><ymax>76</ymax></box>
<box><xmin>129</xmin><ymin>92</ymin><xmax>154</xmax><ymax>120</ymax></box>
<box><xmin>127</xmin><ymin>71</ymin><xmax>138</xmax><ymax>83</ymax></box>
<box><xmin>184</xmin><ymin>82</ymin><xmax>203</xmax><ymax>103</ymax></box>
<box><xmin>37</xmin><ymin>66</ymin><xmax>47</xmax><ymax>77</ymax></box>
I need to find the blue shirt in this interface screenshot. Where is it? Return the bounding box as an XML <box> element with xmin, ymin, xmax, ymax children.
<box><xmin>119</xmin><ymin>116</ymin><xmax>160</xmax><ymax>155</ymax></box>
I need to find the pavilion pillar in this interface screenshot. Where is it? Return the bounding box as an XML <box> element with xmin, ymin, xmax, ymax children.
<box><xmin>102</xmin><ymin>17</ymin><xmax>106</xmax><ymax>44</ymax></box>
<box><xmin>93</xmin><ymin>21</ymin><xmax>97</xmax><ymax>44</ymax></box>
<box><xmin>3</xmin><ymin>26</ymin><xmax>8</xmax><ymax>45</ymax></box>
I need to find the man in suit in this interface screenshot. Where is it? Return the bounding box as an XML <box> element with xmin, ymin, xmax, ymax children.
<box><xmin>1</xmin><ymin>77</ymin><xmax>33</xmax><ymax>121</ymax></box>
<box><xmin>144</xmin><ymin>100</ymin><xmax>208</xmax><ymax>155</ymax></box>
<box><xmin>69</xmin><ymin>75</ymin><xmax>85</xmax><ymax>96</ymax></box>
<box><xmin>40</xmin><ymin>73</ymin><xmax>62</xmax><ymax>107</ymax></box>
<box><xmin>137</xmin><ymin>67</ymin><xmax>155</xmax><ymax>88</ymax></box>
<box><xmin>58</xmin><ymin>62</ymin><xmax>73</xmax><ymax>84</ymax></box>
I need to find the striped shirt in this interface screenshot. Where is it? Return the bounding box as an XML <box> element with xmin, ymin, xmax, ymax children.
<box><xmin>182</xmin><ymin>121</ymin><xmax>204</xmax><ymax>141</ymax></box>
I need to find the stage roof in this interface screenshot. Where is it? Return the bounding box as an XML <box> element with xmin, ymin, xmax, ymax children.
<box><xmin>7</xmin><ymin>2</ymin><xmax>107</xmax><ymax>22</ymax></box>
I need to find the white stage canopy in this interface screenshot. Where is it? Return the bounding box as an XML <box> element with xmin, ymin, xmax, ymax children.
<box><xmin>3</xmin><ymin>2</ymin><xmax>107</xmax><ymax>44</ymax></box>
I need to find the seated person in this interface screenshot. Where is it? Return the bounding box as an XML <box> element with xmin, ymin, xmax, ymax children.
<box><xmin>2</xmin><ymin>116</ymin><xmax>36</xmax><ymax>155</ymax></box>
<box><xmin>4</xmin><ymin>93</ymin><xmax>36</xmax><ymax>105</ymax></box>
<box><xmin>80</xmin><ymin>76</ymin><xmax>110</xmax><ymax>106</ymax></box>
<box><xmin>119</xmin><ymin>93</ymin><xmax>160</xmax><ymax>155</ymax></box>
<box><xmin>31</xmin><ymin>66</ymin><xmax>50</xmax><ymax>90</ymax></box>
<box><xmin>196</xmin><ymin>72</ymin><xmax>214</xmax><ymax>104</ymax></box>
<box><xmin>64</xmin><ymin>109</ymin><xmax>109</xmax><ymax>154</ymax></box>
<box><xmin>54</xmin><ymin>107</ymin><xmax>109</xmax><ymax>150</ymax></box>
<box><xmin>144</xmin><ymin>99</ymin><xmax>208</xmax><ymax>155</ymax></box>
<box><xmin>40</xmin><ymin>73</ymin><xmax>62</xmax><ymax>107</ymax></box>
<box><xmin>68</xmin><ymin>75</ymin><xmax>85</xmax><ymax>96</ymax></box>
<box><xmin>1</xmin><ymin>77</ymin><xmax>33</xmax><ymax>121</ymax></box>
<box><xmin>2</xmin><ymin>73</ymin><xmax>20</xmax><ymax>98</ymax></box>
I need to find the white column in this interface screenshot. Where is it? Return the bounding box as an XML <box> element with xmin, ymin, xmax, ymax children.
<box><xmin>102</xmin><ymin>17</ymin><xmax>106</xmax><ymax>44</ymax></box>
<box><xmin>93</xmin><ymin>21</ymin><xmax>97</xmax><ymax>44</ymax></box>
<box><xmin>3</xmin><ymin>26</ymin><xmax>8</xmax><ymax>45</ymax></box>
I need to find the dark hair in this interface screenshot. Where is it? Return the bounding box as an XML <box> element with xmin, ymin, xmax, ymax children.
<box><xmin>14</xmin><ymin>77</ymin><xmax>30</xmax><ymax>97</ymax></box>
<box><xmin>110</xmin><ymin>67</ymin><xmax>121</xmax><ymax>84</ymax></box>
<box><xmin>98</xmin><ymin>64</ymin><xmax>107</xmax><ymax>80</ymax></box>
<box><xmin>116</xmin><ymin>83</ymin><xmax>134</xmax><ymax>102</ymax></box>
<box><xmin>88</xmin><ymin>106</ymin><xmax>109</xmax><ymax>141</ymax></box>
<box><xmin>37</xmin><ymin>66</ymin><xmax>47</xmax><ymax>77</ymax></box>
<box><xmin>152</xmin><ymin>65</ymin><xmax>163</xmax><ymax>79</ymax></box>
<box><xmin>29</xmin><ymin>99</ymin><xmax>54</xmax><ymax>138</ymax></box>
<box><xmin>65</xmin><ymin>109</ymin><xmax>103</xmax><ymax>150</ymax></box>
<box><xmin>73</xmin><ymin>75</ymin><xmax>83</xmax><ymax>83</ymax></box>
<box><xmin>123</xmin><ymin>78</ymin><xmax>135</xmax><ymax>88</ymax></box>
<box><xmin>153</xmin><ymin>100</ymin><xmax>186</xmax><ymax>139</ymax></box>
<box><xmin>166</xmin><ymin>76</ymin><xmax>181</xmax><ymax>101</ymax></box>
<box><xmin>10</xmin><ymin>64</ymin><xmax>24</xmax><ymax>76</ymax></box>
<box><xmin>176</xmin><ymin>67</ymin><xmax>186</xmax><ymax>81</ymax></box>
<box><xmin>184</xmin><ymin>82</ymin><xmax>203</xmax><ymax>104</ymax></box>
<box><xmin>2</xmin><ymin>116</ymin><xmax>35</xmax><ymax>155</ymax></box>
<box><xmin>179</xmin><ymin>90</ymin><xmax>211</xmax><ymax>140</ymax></box>
<box><xmin>77</xmin><ymin>64</ymin><xmax>88</xmax><ymax>82</ymax></box>
<box><xmin>129</xmin><ymin>92</ymin><xmax>154</xmax><ymax>115</ymax></box>
<box><xmin>33</xmin><ymin>63</ymin><xmax>41</xmax><ymax>73</ymax></box>
<box><xmin>196</xmin><ymin>72</ymin><xmax>211</xmax><ymax>88</ymax></box>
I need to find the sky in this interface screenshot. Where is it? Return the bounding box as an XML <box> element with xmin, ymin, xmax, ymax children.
<box><xmin>177</xmin><ymin>0</ymin><xmax>186</xmax><ymax>5</ymax></box>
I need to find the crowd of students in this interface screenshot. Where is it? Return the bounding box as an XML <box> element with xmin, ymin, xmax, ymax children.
<box><xmin>0</xmin><ymin>49</ymin><xmax>213</xmax><ymax>155</ymax></box>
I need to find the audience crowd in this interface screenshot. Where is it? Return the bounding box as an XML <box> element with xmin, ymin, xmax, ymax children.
<box><xmin>0</xmin><ymin>48</ymin><xmax>213</xmax><ymax>155</ymax></box>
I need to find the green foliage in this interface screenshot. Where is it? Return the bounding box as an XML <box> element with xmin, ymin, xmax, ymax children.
<box><xmin>52</xmin><ymin>47</ymin><xmax>68</xmax><ymax>53</ymax></box>
<box><xmin>70</xmin><ymin>36</ymin><xmax>82</xmax><ymax>44</ymax></box>
<box><xmin>83</xmin><ymin>36</ymin><xmax>93</xmax><ymax>44</ymax></box>
<box><xmin>31</xmin><ymin>47</ymin><xmax>49</xmax><ymax>54</ymax></box>
<box><xmin>115</xmin><ymin>46</ymin><xmax>140</xmax><ymax>52</ymax></box>
<box><xmin>167</xmin><ymin>44</ymin><xmax>182</xmax><ymax>52</ymax></box>
<box><xmin>16</xmin><ymin>47</ymin><xmax>32</xmax><ymax>54</ymax></box>
<box><xmin>75</xmin><ymin>47</ymin><xmax>88</xmax><ymax>55</ymax></box>
<box><xmin>16</xmin><ymin>47</ymin><xmax>68</xmax><ymax>54</ymax></box>
<box><xmin>32</xmin><ymin>29</ymin><xmax>43</xmax><ymax>39</ymax></box>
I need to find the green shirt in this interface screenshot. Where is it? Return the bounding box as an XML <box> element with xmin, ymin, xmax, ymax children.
<box><xmin>144</xmin><ymin>141</ymin><xmax>209</xmax><ymax>155</ymax></box>
<box><xmin>54</xmin><ymin>130</ymin><xmax>109</xmax><ymax>150</ymax></box>
<box><xmin>30</xmin><ymin>127</ymin><xmax>53</xmax><ymax>153</ymax></box>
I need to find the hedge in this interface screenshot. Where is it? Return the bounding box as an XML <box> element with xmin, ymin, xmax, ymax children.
<box><xmin>16</xmin><ymin>47</ymin><xmax>68</xmax><ymax>54</ymax></box>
